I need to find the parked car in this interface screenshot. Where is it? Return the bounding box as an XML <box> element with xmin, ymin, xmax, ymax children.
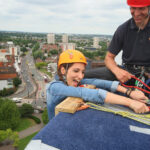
<box><xmin>12</xmin><ymin>97</ymin><xmax>22</xmax><ymax>103</ymax></box>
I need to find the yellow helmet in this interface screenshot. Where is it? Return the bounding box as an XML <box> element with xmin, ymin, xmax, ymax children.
<box><xmin>58</xmin><ymin>49</ymin><xmax>87</xmax><ymax>68</ymax></box>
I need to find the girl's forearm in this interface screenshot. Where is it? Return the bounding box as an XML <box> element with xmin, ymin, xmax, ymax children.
<box><xmin>116</xmin><ymin>85</ymin><xmax>128</xmax><ymax>94</ymax></box>
<box><xmin>104</xmin><ymin>92</ymin><xmax>131</xmax><ymax>107</ymax></box>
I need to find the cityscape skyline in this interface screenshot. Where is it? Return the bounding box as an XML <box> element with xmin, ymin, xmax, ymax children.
<box><xmin>0</xmin><ymin>0</ymin><xmax>131</xmax><ymax>35</ymax></box>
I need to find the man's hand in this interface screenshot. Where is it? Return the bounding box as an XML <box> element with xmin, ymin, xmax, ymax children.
<box><xmin>105</xmin><ymin>52</ymin><xmax>132</xmax><ymax>83</ymax></box>
<box><xmin>114</xmin><ymin>67</ymin><xmax>132</xmax><ymax>83</ymax></box>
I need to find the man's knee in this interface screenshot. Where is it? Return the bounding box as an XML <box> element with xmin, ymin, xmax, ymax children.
<box><xmin>85</xmin><ymin>67</ymin><xmax>117</xmax><ymax>81</ymax></box>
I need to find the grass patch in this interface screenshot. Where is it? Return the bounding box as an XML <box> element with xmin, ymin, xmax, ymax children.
<box><xmin>15</xmin><ymin>118</ymin><xmax>36</xmax><ymax>132</ymax></box>
<box><xmin>18</xmin><ymin>132</ymin><xmax>38</xmax><ymax>150</ymax></box>
<box><xmin>39</xmin><ymin>68</ymin><xmax>52</xmax><ymax>77</ymax></box>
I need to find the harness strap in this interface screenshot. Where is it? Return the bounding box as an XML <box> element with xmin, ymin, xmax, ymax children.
<box><xmin>123</xmin><ymin>64</ymin><xmax>150</xmax><ymax>70</ymax></box>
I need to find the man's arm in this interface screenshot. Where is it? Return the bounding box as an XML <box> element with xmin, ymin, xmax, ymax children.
<box><xmin>104</xmin><ymin>51</ymin><xmax>132</xmax><ymax>83</ymax></box>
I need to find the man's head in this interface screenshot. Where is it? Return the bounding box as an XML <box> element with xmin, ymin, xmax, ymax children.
<box><xmin>127</xmin><ymin>0</ymin><xmax>150</xmax><ymax>28</ymax></box>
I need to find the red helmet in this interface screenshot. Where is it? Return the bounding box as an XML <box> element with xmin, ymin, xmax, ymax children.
<box><xmin>127</xmin><ymin>0</ymin><xmax>150</xmax><ymax>7</ymax></box>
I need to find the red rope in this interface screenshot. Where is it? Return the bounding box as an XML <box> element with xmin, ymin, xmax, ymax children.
<box><xmin>121</xmin><ymin>76</ymin><xmax>150</xmax><ymax>94</ymax></box>
<box><xmin>132</xmin><ymin>76</ymin><xmax>150</xmax><ymax>90</ymax></box>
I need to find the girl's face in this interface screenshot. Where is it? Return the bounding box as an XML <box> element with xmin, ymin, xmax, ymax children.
<box><xmin>61</xmin><ymin>62</ymin><xmax>86</xmax><ymax>87</ymax></box>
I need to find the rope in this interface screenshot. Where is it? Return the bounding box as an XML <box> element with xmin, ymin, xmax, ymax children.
<box><xmin>86</xmin><ymin>102</ymin><xmax>150</xmax><ymax>126</ymax></box>
<box><xmin>121</xmin><ymin>76</ymin><xmax>150</xmax><ymax>94</ymax></box>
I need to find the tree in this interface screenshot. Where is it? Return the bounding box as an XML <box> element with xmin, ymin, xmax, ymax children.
<box><xmin>0</xmin><ymin>129</ymin><xmax>19</xmax><ymax>148</ymax></box>
<box><xmin>33</xmin><ymin>50</ymin><xmax>43</xmax><ymax>59</ymax></box>
<box><xmin>42</xmin><ymin>108</ymin><xmax>49</xmax><ymax>124</ymax></box>
<box><xmin>21</xmin><ymin>47</ymin><xmax>27</xmax><ymax>52</ymax></box>
<box><xmin>0</xmin><ymin>98</ymin><xmax>20</xmax><ymax>130</ymax></box>
<box><xmin>49</xmin><ymin>49</ymin><xmax>58</xmax><ymax>55</ymax></box>
<box><xmin>0</xmin><ymin>88</ymin><xmax>16</xmax><ymax>96</ymax></box>
<box><xmin>19</xmin><ymin>103</ymin><xmax>34</xmax><ymax>117</ymax></box>
<box><xmin>32</xmin><ymin>42</ymin><xmax>40</xmax><ymax>52</ymax></box>
<box><xmin>13</xmin><ymin>77</ymin><xmax>22</xmax><ymax>87</ymax></box>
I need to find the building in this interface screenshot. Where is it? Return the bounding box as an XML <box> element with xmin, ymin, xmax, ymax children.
<box><xmin>0</xmin><ymin>67</ymin><xmax>17</xmax><ymax>90</ymax></box>
<box><xmin>86</xmin><ymin>59</ymin><xmax>105</xmax><ymax>69</ymax></box>
<box><xmin>7</xmin><ymin>41</ymin><xmax>14</xmax><ymax>47</ymax></box>
<box><xmin>47</xmin><ymin>63</ymin><xmax>57</xmax><ymax>75</ymax></box>
<box><xmin>0</xmin><ymin>49</ymin><xmax>15</xmax><ymax>67</ymax></box>
<box><xmin>0</xmin><ymin>42</ymin><xmax>21</xmax><ymax>91</ymax></box>
<box><xmin>0</xmin><ymin>67</ymin><xmax>18</xmax><ymax>80</ymax></box>
<box><xmin>41</xmin><ymin>44</ymin><xmax>59</xmax><ymax>53</ymax></box>
<box><xmin>0</xmin><ymin>80</ymin><xmax>13</xmax><ymax>90</ymax></box>
<box><xmin>0</xmin><ymin>46</ymin><xmax>20</xmax><ymax>68</ymax></box>
<box><xmin>47</xmin><ymin>33</ymin><xmax>55</xmax><ymax>44</ymax></box>
<box><xmin>93</xmin><ymin>37</ymin><xmax>100</xmax><ymax>49</ymax></box>
<box><xmin>60</xmin><ymin>43</ymin><xmax>76</xmax><ymax>51</ymax></box>
<box><xmin>62</xmin><ymin>34</ymin><xmax>68</xmax><ymax>43</ymax></box>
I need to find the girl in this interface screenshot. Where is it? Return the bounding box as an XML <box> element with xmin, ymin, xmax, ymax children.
<box><xmin>46</xmin><ymin>50</ymin><xmax>149</xmax><ymax>120</ymax></box>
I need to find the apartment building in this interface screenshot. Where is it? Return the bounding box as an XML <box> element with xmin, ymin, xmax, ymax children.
<box><xmin>60</xmin><ymin>43</ymin><xmax>76</xmax><ymax>51</ymax></box>
<box><xmin>62</xmin><ymin>34</ymin><xmax>68</xmax><ymax>43</ymax></box>
<box><xmin>93</xmin><ymin>37</ymin><xmax>100</xmax><ymax>49</ymax></box>
<box><xmin>47</xmin><ymin>33</ymin><xmax>55</xmax><ymax>44</ymax></box>
<box><xmin>0</xmin><ymin>42</ymin><xmax>20</xmax><ymax>90</ymax></box>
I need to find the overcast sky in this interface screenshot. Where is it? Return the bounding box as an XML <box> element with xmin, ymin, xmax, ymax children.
<box><xmin>0</xmin><ymin>0</ymin><xmax>132</xmax><ymax>35</ymax></box>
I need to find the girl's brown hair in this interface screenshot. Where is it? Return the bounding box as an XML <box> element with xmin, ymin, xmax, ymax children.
<box><xmin>57</xmin><ymin>63</ymin><xmax>73</xmax><ymax>83</ymax></box>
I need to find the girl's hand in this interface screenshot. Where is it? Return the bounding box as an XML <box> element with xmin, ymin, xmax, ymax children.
<box><xmin>129</xmin><ymin>99</ymin><xmax>149</xmax><ymax>113</ymax></box>
<box><xmin>129</xmin><ymin>90</ymin><xmax>148</xmax><ymax>101</ymax></box>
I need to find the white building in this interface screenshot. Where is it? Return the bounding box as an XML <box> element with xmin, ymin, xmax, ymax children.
<box><xmin>62</xmin><ymin>34</ymin><xmax>68</xmax><ymax>43</ymax></box>
<box><xmin>47</xmin><ymin>33</ymin><xmax>55</xmax><ymax>44</ymax></box>
<box><xmin>93</xmin><ymin>37</ymin><xmax>100</xmax><ymax>49</ymax></box>
<box><xmin>60</xmin><ymin>43</ymin><xmax>76</xmax><ymax>51</ymax></box>
<box><xmin>9</xmin><ymin>46</ymin><xmax>18</xmax><ymax>56</ymax></box>
<box><xmin>47</xmin><ymin>63</ymin><xmax>57</xmax><ymax>75</ymax></box>
<box><xmin>7</xmin><ymin>41</ymin><xmax>14</xmax><ymax>47</ymax></box>
<box><xmin>0</xmin><ymin>80</ymin><xmax>13</xmax><ymax>90</ymax></box>
<box><xmin>0</xmin><ymin>45</ymin><xmax>21</xmax><ymax>74</ymax></box>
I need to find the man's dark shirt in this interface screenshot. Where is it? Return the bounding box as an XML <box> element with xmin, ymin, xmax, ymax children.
<box><xmin>108</xmin><ymin>18</ymin><xmax>150</xmax><ymax>66</ymax></box>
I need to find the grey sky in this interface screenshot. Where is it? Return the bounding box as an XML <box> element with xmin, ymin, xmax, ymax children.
<box><xmin>0</xmin><ymin>0</ymin><xmax>131</xmax><ymax>35</ymax></box>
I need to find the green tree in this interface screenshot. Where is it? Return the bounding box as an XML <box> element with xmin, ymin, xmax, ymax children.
<box><xmin>21</xmin><ymin>47</ymin><xmax>27</xmax><ymax>52</ymax></box>
<box><xmin>0</xmin><ymin>129</ymin><xmax>19</xmax><ymax>148</ymax></box>
<box><xmin>19</xmin><ymin>103</ymin><xmax>34</xmax><ymax>117</ymax></box>
<box><xmin>0</xmin><ymin>88</ymin><xmax>16</xmax><ymax>96</ymax></box>
<box><xmin>0</xmin><ymin>98</ymin><xmax>20</xmax><ymax>130</ymax></box>
<box><xmin>33</xmin><ymin>50</ymin><xmax>43</xmax><ymax>59</ymax></box>
<box><xmin>49</xmin><ymin>49</ymin><xmax>58</xmax><ymax>55</ymax></box>
<box><xmin>42</xmin><ymin>108</ymin><xmax>49</xmax><ymax>124</ymax></box>
<box><xmin>13</xmin><ymin>77</ymin><xmax>22</xmax><ymax>87</ymax></box>
<box><xmin>32</xmin><ymin>42</ymin><xmax>40</xmax><ymax>52</ymax></box>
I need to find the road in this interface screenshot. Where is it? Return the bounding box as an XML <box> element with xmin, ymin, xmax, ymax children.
<box><xmin>10</xmin><ymin>49</ymin><xmax>52</xmax><ymax>109</ymax></box>
<box><xmin>27</xmin><ymin>50</ymin><xmax>48</xmax><ymax>109</ymax></box>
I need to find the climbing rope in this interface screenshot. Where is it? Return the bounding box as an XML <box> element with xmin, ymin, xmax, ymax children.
<box><xmin>86</xmin><ymin>102</ymin><xmax>150</xmax><ymax>126</ymax></box>
<box><xmin>121</xmin><ymin>76</ymin><xmax>150</xmax><ymax>94</ymax></box>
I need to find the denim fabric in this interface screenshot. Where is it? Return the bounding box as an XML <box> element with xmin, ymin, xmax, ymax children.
<box><xmin>46</xmin><ymin>78</ymin><xmax>119</xmax><ymax>120</ymax></box>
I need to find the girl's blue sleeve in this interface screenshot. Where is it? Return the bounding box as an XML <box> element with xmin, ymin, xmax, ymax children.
<box><xmin>81</xmin><ymin>78</ymin><xmax>119</xmax><ymax>92</ymax></box>
<box><xmin>50</xmin><ymin>81</ymin><xmax>108</xmax><ymax>104</ymax></box>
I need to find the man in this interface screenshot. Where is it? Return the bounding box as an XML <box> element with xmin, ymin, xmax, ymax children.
<box><xmin>85</xmin><ymin>0</ymin><xmax>150</xmax><ymax>84</ymax></box>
